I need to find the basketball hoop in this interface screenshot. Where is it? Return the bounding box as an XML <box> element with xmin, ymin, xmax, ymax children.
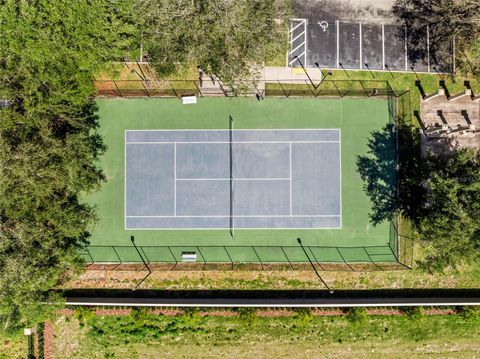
<box><xmin>318</xmin><ymin>21</ymin><xmax>328</xmax><ymax>32</ymax></box>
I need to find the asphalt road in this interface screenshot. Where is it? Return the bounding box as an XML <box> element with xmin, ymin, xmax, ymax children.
<box><xmin>63</xmin><ymin>289</ymin><xmax>480</xmax><ymax>307</ymax></box>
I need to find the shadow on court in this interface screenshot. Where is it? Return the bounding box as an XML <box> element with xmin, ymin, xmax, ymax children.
<box><xmin>357</xmin><ymin>123</ymin><xmax>425</xmax><ymax>226</ymax></box>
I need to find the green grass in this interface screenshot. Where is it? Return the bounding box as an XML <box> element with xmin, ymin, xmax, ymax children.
<box><xmin>87</xmin><ymin>97</ymin><xmax>395</xmax><ymax>263</ymax></box>
<box><xmin>52</xmin><ymin>310</ymin><xmax>480</xmax><ymax>358</ymax></box>
<box><xmin>0</xmin><ymin>332</ymin><xmax>26</xmax><ymax>359</ymax></box>
<box><xmin>266</xmin><ymin>69</ymin><xmax>480</xmax><ymax>126</ymax></box>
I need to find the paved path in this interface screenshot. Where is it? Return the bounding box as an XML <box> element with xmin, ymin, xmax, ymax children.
<box><xmin>63</xmin><ymin>288</ymin><xmax>480</xmax><ymax>307</ymax></box>
<box><xmin>198</xmin><ymin>66</ymin><xmax>324</xmax><ymax>95</ymax></box>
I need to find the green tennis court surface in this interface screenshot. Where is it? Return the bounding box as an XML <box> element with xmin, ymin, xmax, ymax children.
<box><xmin>86</xmin><ymin>97</ymin><xmax>397</xmax><ymax>264</ymax></box>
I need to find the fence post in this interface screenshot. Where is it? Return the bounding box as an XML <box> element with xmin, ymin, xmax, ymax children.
<box><xmin>307</xmin><ymin>247</ymin><xmax>325</xmax><ymax>271</ymax></box>
<box><xmin>331</xmin><ymin>80</ymin><xmax>343</xmax><ymax>97</ymax></box>
<box><xmin>196</xmin><ymin>246</ymin><xmax>207</xmax><ymax>270</ymax></box>
<box><xmin>252</xmin><ymin>246</ymin><xmax>264</xmax><ymax>270</ymax></box>
<box><xmin>336</xmin><ymin>248</ymin><xmax>354</xmax><ymax>271</ymax></box>
<box><xmin>112</xmin><ymin>80</ymin><xmax>123</xmax><ymax>97</ymax></box>
<box><xmin>363</xmin><ymin>247</ymin><xmax>384</xmax><ymax>271</ymax></box>
<box><xmin>277</xmin><ymin>80</ymin><xmax>290</xmax><ymax>97</ymax></box>
<box><xmin>192</xmin><ymin>80</ymin><xmax>203</xmax><ymax>97</ymax></box>
<box><xmin>167</xmin><ymin>246</ymin><xmax>178</xmax><ymax>270</ymax></box>
<box><xmin>168</xmin><ymin>80</ymin><xmax>179</xmax><ymax>98</ymax></box>
<box><xmin>224</xmin><ymin>246</ymin><xmax>234</xmax><ymax>270</ymax></box>
<box><xmin>280</xmin><ymin>246</ymin><xmax>294</xmax><ymax>270</ymax></box>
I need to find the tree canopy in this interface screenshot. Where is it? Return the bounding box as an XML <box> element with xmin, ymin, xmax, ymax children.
<box><xmin>136</xmin><ymin>0</ymin><xmax>291</xmax><ymax>87</ymax></box>
<box><xmin>393</xmin><ymin>0</ymin><xmax>480</xmax><ymax>78</ymax></box>
<box><xmin>358</xmin><ymin>124</ymin><xmax>480</xmax><ymax>272</ymax></box>
<box><xmin>417</xmin><ymin>149</ymin><xmax>480</xmax><ymax>272</ymax></box>
<box><xmin>0</xmin><ymin>0</ymin><xmax>134</xmax><ymax>333</ymax></box>
<box><xmin>0</xmin><ymin>0</ymin><xmax>292</xmax><ymax>333</ymax></box>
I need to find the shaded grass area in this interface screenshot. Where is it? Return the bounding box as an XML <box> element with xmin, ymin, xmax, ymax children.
<box><xmin>52</xmin><ymin>310</ymin><xmax>480</xmax><ymax>358</ymax></box>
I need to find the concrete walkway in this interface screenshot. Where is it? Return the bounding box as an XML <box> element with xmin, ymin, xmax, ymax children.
<box><xmin>199</xmin><ymin>66</ymin><xmax>324</xmax><ymax>95</ymax></box>
<box><xmin>261</xmin><ymin>66</ymin><xmax>323</xmax><ymax>83</ymax></box>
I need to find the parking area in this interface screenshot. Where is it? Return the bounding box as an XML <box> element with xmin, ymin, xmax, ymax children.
<box><xmin>289</xmin><ymin>19</ymin><xmax>453</xmax><ymax>73</ymax></box>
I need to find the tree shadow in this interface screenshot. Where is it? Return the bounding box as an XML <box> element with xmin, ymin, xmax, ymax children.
<box><xmin>357</xmin><ymin>123</ymin><xmax>425</xmax><ymax>226</ymax></box>
<box><xmin>392</xmin><ymin>0</ymin><xmax>462</xmax><ymax>73</ymax></box>
<box><xmin>357</xmin><ymin>123</ymin><xmax>397</xmax><ymax>225</ymax></box>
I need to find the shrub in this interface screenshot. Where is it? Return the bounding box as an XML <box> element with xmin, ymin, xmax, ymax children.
<box><xmin>293</xmin><ymin>308</ymin><xmax>314</xmax><ymax>327</ymax></box>
<box><xmin>345</xmin><ymin>307</ymin><xmax>368</xmax><ymax>324</ymax></box>
<box><xmin>458</xmin><ymin>306</ymin><xmax>480</xmax><ymax>322</ymax></box>
<box><xmin>74</xmin><ymin>306</ymin><xmax>95</xmax><ymax>327</ymax></box>
<box><xmin>400</xmin><ymin>306</ymin><xmax>424</xmax><ymax>320</ymax></box>
<box><xmin>236</xmin><ymin>307</ymin><xmax>258</xmax><ymax>325</ymax></box>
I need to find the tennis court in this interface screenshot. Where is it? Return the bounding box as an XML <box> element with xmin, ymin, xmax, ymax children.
<box><xmin>126</xmin><ymin>129</ymin><xmax>341</xmax><ymax>229</ymax></box>
<box><xmin>86</xmin><ymin>97</ymin><xmax>398</xmax><ymax>264</ymax></box>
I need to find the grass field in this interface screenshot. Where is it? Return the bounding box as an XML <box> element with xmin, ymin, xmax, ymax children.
<box><xmin>51</xmin><ymin>310</ymin><xmax>480</xmax><ymax>358</ymax></box>
<box><xmin>86</xmin><ymin>97</ymin><xmax>396</xmax><ymax>264</ymax></box>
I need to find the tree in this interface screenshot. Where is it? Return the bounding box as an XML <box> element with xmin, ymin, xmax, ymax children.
<box><xmin>136</xmin><ymin>0</ymin><xmax>291</xmax><ymax>89</ymax></box>
<box><xmin>0</xmin><ymin>0</ymin><xmax>130</xmax><ymax>333</ymax></box>
<box><xmin>357</xmin><ymin>123</ymin><xmax>398</xmax><ymax>225</ymax></box>
<box><xmin>417</xmin><ymin>149</ymin><xmax>480</xmax><ymax>272</ymax></box>
<box><xmin>358</xmin><ymin>126</ymin><xmax>480</xmax><ymax>272</ymax></box>
<box><xmin>393</xmin><ymin>0</ymin><xmax>480</xmax><ymax>76</ymax></box>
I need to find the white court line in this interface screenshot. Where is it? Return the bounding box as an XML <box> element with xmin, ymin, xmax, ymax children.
<box><xmin>404</xmin><ymin>24</ymin><xmax>408</xmax><ymax>71</ymax></box>
<box><xmin>304</xmin><ymin>18</ymin><xmax>308</xmax><ymax>66</ymax></box>
<box><xmin>126</xmin><ymin>129</ymin><xmax>341</xmax><ymax>132</ymax></box>
<box><xmin>174</xmin><ymin>143</ymin><xmax>176</xmax><ymax>216</ymax></box>
<box><xmin>125</xmin><ymin>129</ymin><xmax>343</xmax><ymax>230</ymax></box>
<box><xmin>359</xmin><ymin>22</ymin><xmax>362</xmax><ymax>69</ymax></box>
<box><xmin>426</xmin><ymin>24</ymin><xmax>430</xmax><ymax>72</ymax></box>
<box><xmin>128</xmin><ymin>226</ymin><xmax>342</xmax><ymax>231</ymax></box>
<box><xmin>126</xmin><ymin>215</ymin><xmax>341</xmax><ymax>218</ymax></box>
<box><xmin>289</xmin><ymin>142</ymin><xmax>292</xmax><ymax>216</ymax></box>
<box><xmin>126</xmin><ymin>141</ymin><xmax>340</xmax><ymax>145</ymax></box>
<box><xmin>176</xmin><ymin>178</ymin><xmax>290</xmax><ymax>181</ymax></box>
<box><xmin>336</xmin><ymin>20</ymin><xmax>339</xmax><ymax>68</ymax></box>
<box><xmin>124</xmin><ymin>131</ymin><xmax>127</xmax><ymax>230</ymax></box>
<box><xmin>382</xmin><ymin>23</ymin><xmax>385</xmax><ymax>70</ymax></box>
<box><xmin>339</xmin><ymin>129</ymin><xmax>343</xmax><ymax>228</ymax></box>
